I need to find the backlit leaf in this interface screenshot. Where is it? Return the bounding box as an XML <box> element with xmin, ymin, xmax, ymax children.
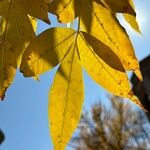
<box><xmin>21</xmin><ymin>27</ymin><xmax>144</xmax><ymax>149</ymax></box>
<box><xmin>0</xmin><ymin>0</ymin><xmax>35</xmax><ymax>99</ymax></box>
<box><xmin>81</xmin><ymin>31</ymin><xmax>124</xmax><ymax>72</ymax></box>
<box><xmin>49</xmin><ymin>44</ymin><xmax>84</xmax><ymax>150</ymax></box>
<box><xmin>78</xmin><ymin>32</ymin><xmax>142</xmax><ymax>107</ymax></box>
<box><xmin>79</xmin><ymin>0</ymin><xmax>142</xmax><ymax>80</ymax></box>
<box><xmin>20</xmin><ymin>28</ymin><xmax>76</xmax><ymax>77</ymax></box>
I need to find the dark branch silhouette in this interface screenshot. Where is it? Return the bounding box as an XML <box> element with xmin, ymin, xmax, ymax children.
<box><xmin>131</xmin><ymin>55</ymin><xmax>150</xmax><ymax>116</ymax></box>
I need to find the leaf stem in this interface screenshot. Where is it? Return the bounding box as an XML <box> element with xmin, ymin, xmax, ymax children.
<box><xmin>77</xmin><ymin>17</ymin><xmax>80</xmax><ymax>32</ymax></box>
<box><xmin>74</xmin><ymin>17</ymin><xmax>81</xmax><ymax>60</ymax></box>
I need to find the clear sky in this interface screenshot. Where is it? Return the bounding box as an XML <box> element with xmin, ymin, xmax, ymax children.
<box><xmin>0</xmin><ymin>1</ymin><xmax>150</xmax><ymax>150</ymax></box>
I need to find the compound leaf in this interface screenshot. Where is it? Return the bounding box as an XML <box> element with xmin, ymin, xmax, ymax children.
<box><xmin>21</xmin><ymin>27</ymin><xmax>144</xmax><ymax>149</ymax></box>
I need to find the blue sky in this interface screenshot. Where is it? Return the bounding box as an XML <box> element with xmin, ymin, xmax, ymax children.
<box><xmin>0</xmin><ymin>1</ymin><xmax>150</xmax><ymax>150</ymax></box>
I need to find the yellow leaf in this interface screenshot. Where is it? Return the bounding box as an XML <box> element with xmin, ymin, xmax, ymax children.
<box><xmin>21</xmin><ymin>27</ymin><xmax>144</xmax><ymax>149</ymax></box>
<box><xmin>81</xmin><ymin>31</ymin><xmax>125</xmax><ymax>72</ymax></box>
<box><xmin>123</xmin><ymin>0</ymin><xmax>141</xmax><ymax>33</ymax></box>
<box><xmin>0</xmin><ymin>0</ymin><xmax>35</xmax><ymax>99</ymax></box>
<box><xmin>49</xmin><ymin>44</ymin><xmax>84</xmax><ymax>150</ymax></box>
<box><xmin>20</xmin><ymin>28</ymin><xmax>76</xmax><ymax>77</ymax></box>
<box><xmin>78</xmin><ymin>32</ymin><xmax>140</xmax><ymax>104</ymax></box>
<box><xmin>79</xmin><ymin>0</ymin><xmax>142</xmax><ymax>80</ymax></box>
<box><xmin>14</xmin><ymin>0</ymin><xmax>50</xmax><ymax>24</ymax></box>
<box><xmin>20</xmin><ymin>27</ymin><xmax>143</xmax><ymax>107</ymax></box>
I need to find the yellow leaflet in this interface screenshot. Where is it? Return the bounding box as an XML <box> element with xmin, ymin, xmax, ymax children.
<box><xmin>49</xmin><ymin>44</ymin><xmax>84</xmax><ymax>150</ymax></box>
<box><xmin>81</xmin><ymin>31</ymin><xmax>124</xmax><ymax>72</ymax></box>
<box><xmin>0</xmin><ymin>0</ymin><xmax>35</xmax><ymax>99</ymax></box>
<box><xmin>20</xmin><ymin>28</ymin><xmax>76</xmax><ymax>77</ymax></box>
<box><xmin>79</xmin><ymin>0</ymin><xmax>142</xmax><ymax>80</ymax></box>
<box><xmin>78</xmin><ymin>32</ymin><xmax>142</xmax><ymax>107</ymax></box>
<box><xmin>14</xmin><ymin>0</ymin><xmax>50</xmax><ymax>24</ymax></box>
<box><xmin>123</xmin><ymin>0</ymin><xmax>141</xmax><ymax>33</ymax></box>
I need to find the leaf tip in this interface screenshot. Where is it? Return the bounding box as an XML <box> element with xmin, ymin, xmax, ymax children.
<box><xmin>134</xmin><ymin>69</ymin><xmax>143</xmax><ymax>81</ymax></box>
<box><xmin>32</xmin><ymin>76</ymin><xmax>40</xmax><ymax>81</ymax></box>
<box><xmin>136</xmin><ymin>27</ymin><xmax>142</xmax><ymax>34</ymax></box>
<box><xmin>128</xmin><ymin>91</ymin><xmax>147</xmax><ymax>112</ymax></box>
<box><xmin>0</xmin><ymin>93</ymin><xmax>5</xmax><ymax>101</ymax></box>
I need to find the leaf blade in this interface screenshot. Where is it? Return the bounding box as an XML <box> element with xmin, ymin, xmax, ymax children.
<box><xmin>49</xmin><ymin>44</ymin><xmax>84</xmax><ymax>150</ymax></box>
<box><xmin>78</xmin><ymin>32</ymin><xmax>143</xmax><ymax>108</ymax></box>
<box><xmin>79</xmin><ymin>0</ymin><xmax>142</xmax><ymax>80</ymax></box>
<box><xmin>20</xmin><ymin>28</ymin><xmax>76</xmax><ymax>77</ymax></box>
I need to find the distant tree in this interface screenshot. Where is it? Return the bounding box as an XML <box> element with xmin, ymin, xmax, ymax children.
<box><xmin>70</xmin><ymin>96</ymin><xmax>150</xmax><ymax>150</ymax></box>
